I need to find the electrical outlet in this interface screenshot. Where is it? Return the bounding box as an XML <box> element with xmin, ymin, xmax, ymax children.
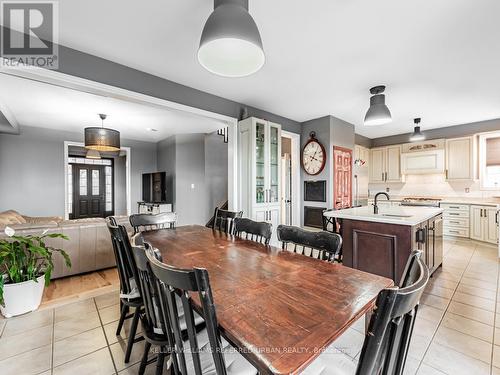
<box><xmin>465</xmin><ymin>187</ymin><xmax>470</xmax><ymax>193</ymax></box>
<box><xmin>386</xmin><ymin>187</ymin><xmax>390</xmax><ymax>193</ymax></box>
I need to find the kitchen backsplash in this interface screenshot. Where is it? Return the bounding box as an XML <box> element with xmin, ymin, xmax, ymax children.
<box><xmin>368</xmin><ymin>174</ymin><xmax>500</xmax><ymax>198</ymax></box>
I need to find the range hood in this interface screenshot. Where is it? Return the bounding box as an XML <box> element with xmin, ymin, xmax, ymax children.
<box><xmin>401</xmin><ymin>139</ymin><xmax>445</xmax><ymax>175</ymax></box>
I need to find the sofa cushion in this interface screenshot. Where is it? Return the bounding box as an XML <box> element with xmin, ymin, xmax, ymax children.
<box><xmin>0</xmin><ymin>210</ymin><xmax>27</xmax><ymax>225</ymax></box>
<box><xmin>23</xmin><ymin>215</ymin><xmax>62</xmax><ymax>224</ymax></box>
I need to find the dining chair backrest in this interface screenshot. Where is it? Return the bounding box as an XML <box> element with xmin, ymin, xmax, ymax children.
<box><xmin>106</xmin><ymin>217</ymin><xmax>138</xmax><ymax>298</ymax></box>
<box><xmin>277</xmin><ymin>225</ymin><xmax>342</xmax><ymax>262</ymax></box>
<box><xmin>212</xmin><ymin>207</ymin><xmax>243</xmax><ymax>234</ymax></box>
<box><xmin>146</xmin><ymin>248</ymin><xmax>228</xmax><ymax>375</ymax></box>
<box><xmin>355</xmin><ymin>251</ymin><xmax>429</xmax><ymax>375</ymax></box>
<box><xmin>233</xmin><ymin>217</ymin><xmax>272</xmax><ymax>245</ymax></box>
<box><xmin>130</xmin><ymin>212</ymin><xmax>177</xmax><ymax>234</ymax></box>
<box><xmin>322</xmin><ymin>209</ymin><xmax>339</xmax><ymax>234</ymax></box>
<box><xmin>399</xmin><ymin>250</ymin><xmax>423</xmax><ymax>288</ymax></box>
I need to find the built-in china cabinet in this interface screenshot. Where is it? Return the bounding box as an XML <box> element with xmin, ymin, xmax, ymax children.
<box><xmin>238</xmin><ymin>117</ymin><xmax>281</xmax><ymax>239</ymax></box>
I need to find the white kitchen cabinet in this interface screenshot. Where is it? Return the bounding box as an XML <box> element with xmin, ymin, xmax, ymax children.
<box><xmin>446</xmin><ymin>136</ymin><xmax>474</xmax><ymax>181</ymax></box>
<box><xmin>369</xmin><ymin>146</ymin><xmax>403</xmax><ymax>183</ymax></box>
<box><xmin>354</xmin><ymin>145</ymin><xmax>370</xmax><ymax>167</ymax></box>
<box><xmin>238</xmin><ymin>117</ymin><xmax>281</xmax><ymax>231</ymax></box>
<box><xmin>470</xmin><ymin>205</ymin><xmax>498</xmax><ymax>244</ymax></box>
<box><xmin>442</xmin><ymin>203</ymin><xmax>470</xmax><ymax>238</ymax></box>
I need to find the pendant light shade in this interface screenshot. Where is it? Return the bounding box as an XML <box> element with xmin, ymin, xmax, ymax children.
<box><xmin>198</xmin><ymin>0</ymin><xmax>265</xmax><ymax>77</ymax></box>
<box><xmin>364</xmin><ymin>85</ymin><xmax>392</xmax><ymax>126</ymax></box>
<box><xmin>85</xmin><ymin>149</ymin><xmax>101</xmax><ymax>159</ymax></box>
<box><xmin>410</xmin><ymin>118</ymin><xmax>425</xmax><ymax>141</ymax></box>
<box><xmin>84</xmin><ymin>114</ymin><xmax>120</xmax><ymax>152</ymax></box>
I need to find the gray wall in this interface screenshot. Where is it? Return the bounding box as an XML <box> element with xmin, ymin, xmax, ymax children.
<box><xmin>371</xmin><ymin>118</ymin><xmax>500</xmax><ymax>147</ymax></box>
<box><xmin>0</xmin><ymin>126</ymin><xmax>157</xmax><ymax>217</ymax></box>
<box><xmin>114</xmin><ymin>155</ymin><xmax>127</xmax><ymax>216</ymax></box>
<box><xmin>205</xmin><ymin>132</ymin><xmax>228</xmax><ymax>219</ymax></box>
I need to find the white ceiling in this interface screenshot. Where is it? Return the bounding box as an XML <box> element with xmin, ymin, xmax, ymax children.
<box><xmin>50</xmin><ymin>0</ymin><xmax>500</xmax><ymax>138</ymax></box>
<box><xmin>0</xmin><ymin>74</ymin><xmax>227</xmax><ymax>142</ymax></box>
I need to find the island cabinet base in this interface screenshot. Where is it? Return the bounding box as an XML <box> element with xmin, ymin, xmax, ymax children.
<box><xmin>341</xmin><ymin>219</ymin><xmax>413</xmax><ymax>284</ymax></box>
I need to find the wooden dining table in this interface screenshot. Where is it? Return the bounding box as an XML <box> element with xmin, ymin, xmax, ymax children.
<box><xmin>142</xmin><ymin>225</ymin><xmax>393</xmax><ymax>374</ymax></box>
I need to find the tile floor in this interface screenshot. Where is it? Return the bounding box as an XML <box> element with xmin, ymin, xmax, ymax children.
<box><xmin>0</xmin><ymin>237</ymin><xmax>498</xmax><ymax>375</ymax></box>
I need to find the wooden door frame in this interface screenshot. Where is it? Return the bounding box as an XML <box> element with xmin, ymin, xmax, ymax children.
<box><xmin>333</xmin><ymin>146</ymin><xmax>353</xmax><ymax>209</ymax></box>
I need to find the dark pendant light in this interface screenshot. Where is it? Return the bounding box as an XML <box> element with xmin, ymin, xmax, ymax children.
<box><xmin>198</xmin><ymin>0</ymin><xmax>265</xmax><ymax>77</ymax></box>
<box><xmin>410</xmin><ymin>118</ymin><xmax>425</xmax><ymax>142</ymax></box>
<box><xmin>364</xmin><ymin>85</ymin><xmax>392</xmax><ymax>126</ymax></box>
<box><xmin>84</xmin><ymin>114</ymin><xmax>120</xmax><ymax>152</ymax></box>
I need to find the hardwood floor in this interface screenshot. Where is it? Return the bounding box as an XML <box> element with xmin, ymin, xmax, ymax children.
<box><xmin>40</xmin><ymin>268</ymin><xmax>119</xmax><ymax>310</ymax></box>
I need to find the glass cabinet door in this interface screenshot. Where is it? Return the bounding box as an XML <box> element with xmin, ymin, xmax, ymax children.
<box><xmin>269</xmin><ymin>125</ymin><xmax>280</xmax><ymax>203</ymax></box>
<box><xmin>255</xmin><ymin>121</ymin><xmax>266</xmax><ymax>204</ymax></box>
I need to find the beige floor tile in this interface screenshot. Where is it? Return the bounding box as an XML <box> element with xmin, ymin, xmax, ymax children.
<box><xmin>2</xmin><ymin>309</ymin><xmax>53</xmax><ymax>337</ymax></box>
<box><xmin>110</xmin><ymin>339</ymin><xmax>146</xmax><ymax>372</ymax></box>
<box><xmin>94</xmin><ymin>292</ymin><xmax>120</xmax><ymax>310</ymax></box>
<box><xmin>493</xmin><ymin>366</ymin><xmax>500</xmax><ymax>375</ymax></box>
<box><xmin>53</xmin><ymin>347</ymin><xmax>115</xmax><ymax>375</ymax></box>
<box><xmin>55</xmin><ymin>299</ymin><xmax>97</xmax><ymax>323</ymax></box>
<box><xmin>350</xmin><ymin>315</ymin><xmax>366</xmax><ymax>333</ymax></box>
<box><xmin>456</xmin><ymin>284</ymin><xmax>496</xmax><ymax>301</ymax></box>
<box><xmin>416</xmin><ymin>363</ymin><xmax>447</xmax><ymax>374</ymax></box>
<box><xmin>54</xmin><ymin>310</ymin><xmax>101</xmax><ymax>341</ymax></box>
<box><xmin>447</xmin><ymin>301</ymin><xmax>495</xmax><ymax>325</ymax></box>
<box><xmin>496</xmin><ymin>315</ymin><xmax>500</xmax><ymax>329</ymax></box>
<box><xmin>0</xmin><ymin>344</ymin><xmax>52</xmax><ymax>375</ymax></box>
<box><xmin>99</xmin><ymin>304</ymin><xmax>122</xmax><ymax>325</ymax></box>
<box><xmin>462</xmin><ymin>271</ymin><xmax>497</xmax><ymax>284</ymax></box>
<box><xmin>452</xmin><ymin>292</ymin><xmax>495</xmax><ymax>312</ymax></box>
<box><xmin>441</xmin><ymin>312</ymin><xmax>493</xmax><ymax>342</ymax></box>
<box><xmin>53</xmin><ymin>327</ymin><xmax>107</xmax><ymax>367</ymax></box>
<box><xmin>460</xmin><ymin>276</ymin><xmax>497</xmax><ymax>291</ymax></box>
<box><xmin>0</xmin><ymin>318</ymin><xmax>5</xmax><ymax>336</ymax></box>
<box><xmin>495</xmin><ymin>327</ymin><xmax>500</xmax><ymax>344</ymax></box>
<box><xmin>426</xmin><ymin>277</ymin><xmax>458</xmax><ymax>291</ymax></box>
<box><xmin>423</xmin><ymin>342</ymin><xmax>489</xmax><ymax>375</ymax></box>
<box><xmin>408</xmin><ymin>332</ymin><xmax>432</xmax><ymax>360</ymax></box>
<box><xmin>418</xmin><ymin>305</ymin><xmax>445</xmax><ymax>325</ymax></box>
<box><xmin>403</xmin><ymin>355</ymin><xmax>420</xmax><ymax>375</ymax></box>
<box><xmin>414</xmin><ymin>318</ymin><xmax>440</xmax><ymax>340</ymax></box>
<box><xmin>433</xmin><ymin>326</ymin><xmax>492</xmax><ymax>363</ymax></box>
<box><xmin>118</xmin><ymin>360</ymin><xmax>157</xmax><ymax>375</ymax></box>
<box><xmin>433</xmin><ymin>270</ymin><xmax>461</xmax><ymax>282</ymax></box>
<box><xmin>103</xmin><ymin>317</ymin><xmax>143</xmax><ymax>345</ymax></box>
<box><xmin>425</xmin><ymin>284</ymin><xmax>455</xmax><ymax>299</ymax></box>
<box><xmin>0</xmin><ymin>324</ymin><xmax>53</xmax><ymax>361</ymax></box>
<box><xmin>421</xmin><ymin>293</ymin><xmax>450</xmax><ymax>311</ymax></box>
<box><xmin>494</xmin><ymin>345</ymin><xmax>500</xmax><ymax>369</ymax></box>
<box><xmin>331</xmin><ymin>328</ymin><xmax>365</xmax><ymax>359</ymax></box>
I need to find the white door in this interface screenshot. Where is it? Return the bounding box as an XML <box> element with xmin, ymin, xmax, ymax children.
<box><xmin>485</xmin><ymin>207</ymin><xmax>499</xmax><ymax>244</ymax></box>
<box><xmin>370</xmin><ymin>148</ymin><xmax>385</xmax><ymax>183</ymax></box>
<box><xmin>470</xmin><ymin>205</ymin><xmax>484</xmax><ymax>241</ymax></box>
<box><xmin>269</xmin><ymin>207</ymin><xmax>281</xmax><ymax>246</ymax></box>
<box><xmin>446</xmin><ymin>137</ymin><xmax>473</xmax><ymax>180</ymax></box>
<box><xmin>253</xmin><ymin>207</ymin><xmax>268</xmax><ymax>222</ymax></box>
<box><xmin>386</xmin><ymin>146</ymin><xmax>402</xmax><ymax>182</ymax></box>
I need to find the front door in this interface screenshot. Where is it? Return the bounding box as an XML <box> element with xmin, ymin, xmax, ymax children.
<box><xmin>72</xmin><ymin>164</ymin><xmax>106</xmax><ymax>219</ymax></box>
<box><xmin>333</xmin><ymin>146</ymin><xmax>352</xmax><ymax>210</ymax></box>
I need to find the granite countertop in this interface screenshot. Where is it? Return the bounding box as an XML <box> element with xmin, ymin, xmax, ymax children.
<box><xmin>324</xmin><ymin>206</ymin><xmax>444</xmax><ymax>226</ymax></box>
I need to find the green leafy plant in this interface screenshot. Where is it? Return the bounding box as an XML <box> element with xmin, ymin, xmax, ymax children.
<box><xmin>0</xmin><ymin>229</ymin><xmax>71</xmax><ymax>306</ymax></box>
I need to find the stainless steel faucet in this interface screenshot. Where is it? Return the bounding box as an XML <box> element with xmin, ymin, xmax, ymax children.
<box><xmin>373</xmin><ymin>192</ymin><xmax>390</xmax><ymax>214</ymax></box>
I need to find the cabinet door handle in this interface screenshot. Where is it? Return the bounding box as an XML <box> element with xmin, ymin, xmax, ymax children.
<box><xmin>449</xmin><ymin>213</ymin><xmax>459</xmax><ymax>216</ymax></box>
<box><xmin>496</xmin><ymin>211</ymin><xmax>499</xmax><ymax>224</ymax></box>
<box><xmin>445</xmin><ymin>169</ymin><xmax>448</xmax><ymax>179</ymax></box>
<box><xmin>381</xmin><ymin>172</ymin><xmax>384</xmax><ymax>181</ymax></box>
<box><xmin>449</xmin><ymin>206</ymin><xmax>459</xmax><ymax>209</ymax></box>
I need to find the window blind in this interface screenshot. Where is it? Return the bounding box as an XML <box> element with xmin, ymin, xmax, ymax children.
<box><xmin>486</xmin><ymin>137</ymin><xmax>500</xmax><ymax>166</ymax></box>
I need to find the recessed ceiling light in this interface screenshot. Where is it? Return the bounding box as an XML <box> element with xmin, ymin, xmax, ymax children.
<box><xmin>146</xmin><ymin>128</ymin><xmax>158</xmax><ymax>132</ymax></box>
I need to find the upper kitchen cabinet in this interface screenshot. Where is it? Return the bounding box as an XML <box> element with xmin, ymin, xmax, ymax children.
<box><xmin>369</xmin><ymin>146</ymin><xmax>403</xmax><ymax>183</ymax></box>
<box><xmin>446</xmin><ymin>136</ymin><xmax>474</xmax><ymax>181</ymax></box>
<box><xmin>401</xmin><ymin>139</ymin><xmax>445</xmax><ymax>175</ymax></box>
<box><xmin>354</xmin><ymin>144</ymin><xmax>370</xmax><ymax>167</ymax></box>
<box><xmin>238</xmin><ymin>117</ymin><xmax>281</xmax><ymax>231</ymax></box>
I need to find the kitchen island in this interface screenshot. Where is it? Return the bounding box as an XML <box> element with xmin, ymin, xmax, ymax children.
<box><xmin>324</xmin><ymin>205</ymin><xmax>444</xmax><ymax>283</ymax></box>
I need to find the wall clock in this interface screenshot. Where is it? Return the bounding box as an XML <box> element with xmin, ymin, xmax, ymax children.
<box><xmin>302</xmin><ymin>132</ymin><xmax>326</xmax><ymax>175</ymax></box>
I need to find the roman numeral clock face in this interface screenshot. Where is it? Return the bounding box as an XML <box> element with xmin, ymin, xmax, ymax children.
<box><xmin>302</xmin><ymin>138</ymin><xmax>326</xmax><ymax>175</ymax></box>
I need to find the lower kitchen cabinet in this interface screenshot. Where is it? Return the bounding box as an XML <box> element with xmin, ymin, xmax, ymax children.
<box><xmin>470</xmin><ymin>205</ymin><xmax>499</xmax><ymax>244</ymax></box>
<box><xmin>441</xmin><ymin>203</ymin><xmax>470</xmax><ymax>238</ymax></box>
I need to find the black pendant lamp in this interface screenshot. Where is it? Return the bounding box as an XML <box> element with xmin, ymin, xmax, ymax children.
<box><xmin>410</xmin><ymin>118</ymin><xmax>425</xmax><ymax>142</ymax></box>
<box><xmin>84</xmin><ymin>114</ymin><xmax>120</xmax><ymax>152</ymax></box>
<box><xmin>364</xmin><ymin>85</ymin><xmax>392</xmax><ymax>126</ymax></box>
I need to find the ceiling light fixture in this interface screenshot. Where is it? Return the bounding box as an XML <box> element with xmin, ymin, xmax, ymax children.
<box><xmin>364</xmin><ymin>85</ymin><xmax>392</xmax><ymax>126</ymax></box>
<box><xmin>84</xmin><ymin>114</ymin><xmax>120</xmax><ymax>152</ymax></box>
<box><xmin>410</xmin><ymin>118</ymin><xmax>425</xmax><ymax>142</ymax></box>
<box><xmin>85</xmin><ymin>149</ymin><xmax>101</xmax><ymax>159</ymax></box>
<box><xmin>198</xmin><ymin>0</ymin><xmax>265</xmax><ymax>77</ymax></box>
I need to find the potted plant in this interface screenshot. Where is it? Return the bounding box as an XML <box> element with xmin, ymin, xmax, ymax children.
<box><xmin>0</xmin><ymin>226</ymin><xmax>71</xmax><ymax>318</ymax></box>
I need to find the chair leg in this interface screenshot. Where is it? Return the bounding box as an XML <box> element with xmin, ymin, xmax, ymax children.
<box><xmin>116</xmin><ymin>302</ymin><xmax>128</xmax><ymax>335</ymax></box>
<box><xmin>156</xmin><ymin>350</ymin><xmax>165</xmax><ymax>375</ymax></box>
<box><xmin>124</xmin><ymin>308</ymin><xmax>141</xmax><ymax>363</ymax></box>
<box><xmin>139</xmin><ymin>342</ymin><xmax>151</xmax><ymax>375</ymax></box>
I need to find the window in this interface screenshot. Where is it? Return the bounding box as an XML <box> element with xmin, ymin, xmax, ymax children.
<box><xmin>479</xmin><ymin>133</ymin><xmax>500</xmax><ymax>190</ymax></box>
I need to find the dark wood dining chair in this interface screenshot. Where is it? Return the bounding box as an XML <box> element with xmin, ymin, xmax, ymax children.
<box><xmin>130</xmin><ymin>212</ymin><xmax>177</xmax><ymax>234</ymax></box>
<box><xmin>322</xmin><ymin>209</ymin><xmax>339</xmax><ymax>233</ymax></box>
<box><xmin>277</xmin><ymin>225</ymin><xmax>342</xmax><ymax>262</ymax></box>
<box><xmin>106</xmin><ymin>217</ymin><xmax>143</xmax><ymax>363</ymax></box>
<box><xmin>302</xmin><ymin>250</ymin><xmax>429</xmax><ymax>375</ymax></box>
<box><xmin>145</xmin><ymin>248</ymin><xmax>257</xmax><ymax>375</ymax></box>
<box><xmin>212</xmin><ymin>207</ymin><xmax>243</xmax><ymax>234</ymax></box>
<box><xmin>233</xmin><ymin>217</ymin><xmax>272</xmax><ymax>245</ymax></box>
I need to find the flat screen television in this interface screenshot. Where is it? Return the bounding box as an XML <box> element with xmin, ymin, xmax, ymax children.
<box><xmin>142</xmin><ymin>172</ymin><xmax>172</xmax><ymax>203</ymax></box>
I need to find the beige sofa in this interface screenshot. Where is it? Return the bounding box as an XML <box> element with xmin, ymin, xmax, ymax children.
<box><xmin>0</xmin><ymin>210</ymin><xmax>131</xmax><ymax>279</ymax></box>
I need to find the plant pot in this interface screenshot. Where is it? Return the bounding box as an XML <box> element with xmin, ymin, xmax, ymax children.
<box><xmin>0</xmin><ymin>275</ymin><xmax>45</xmax><ymax>318</ymax></box>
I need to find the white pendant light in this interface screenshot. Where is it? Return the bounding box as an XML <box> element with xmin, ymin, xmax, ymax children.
<box><xmin>410</xmin><ymin>118</ymin><xmax>425</xmax><ymax>141</ymax></box>
<box><xmin>364</xmin><ymin>85</ymin><xmax>392</xmax><ymax>126</ymax></box>
<box><xmin>198</xmin><ymin>0</ymin><xmax>265</xmax><ymax>77</ymax></box>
